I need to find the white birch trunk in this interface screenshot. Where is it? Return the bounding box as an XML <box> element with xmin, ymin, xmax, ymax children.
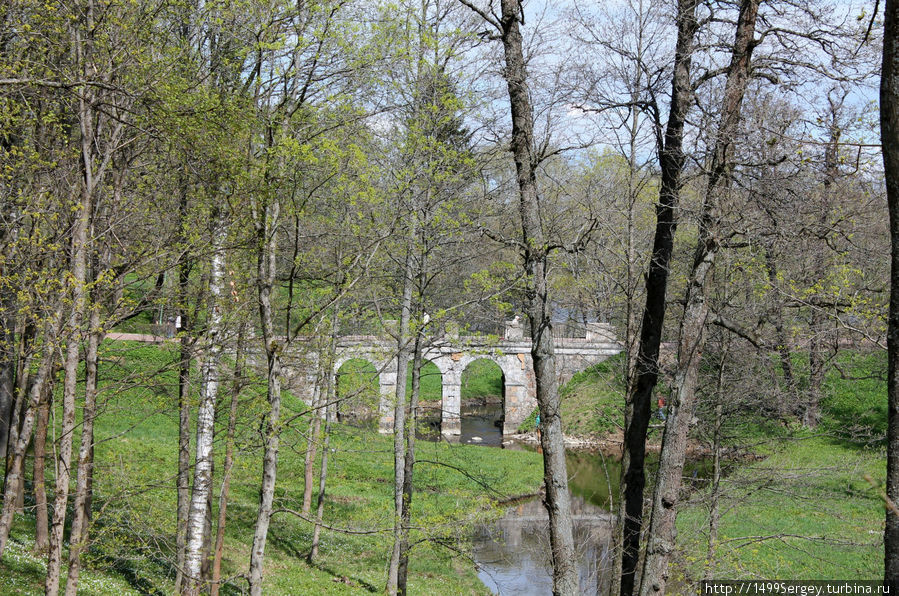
<box><xmin>183</xmin><ymin>216</ymin><xmax>227</xmax><ymax>594</ymax></box>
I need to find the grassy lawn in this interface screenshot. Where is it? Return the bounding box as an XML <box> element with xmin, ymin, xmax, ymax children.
<box><xmin>1</xmin><ymin>340</ymin><xmax>543</xmax><ymax>595</ymax></box>
<box><xmin>678</xmin><ymin>350</ymin><xmax>888</xmax><ymax>581</ymax></box>
<box><xmin>3</xmin><ymin>340</ymin><xmax>890</xmax><ymax>591</ymax></box>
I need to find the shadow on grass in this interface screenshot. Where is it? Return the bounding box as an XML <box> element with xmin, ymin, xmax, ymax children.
<box><xmin>266</xmin><ymin>525</ymin><xmax>380</xmax><ymax>593</ymax></box>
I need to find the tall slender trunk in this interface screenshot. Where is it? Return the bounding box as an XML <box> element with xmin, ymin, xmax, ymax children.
<box><xmin>617</xmin><ymin>2</ymin><xmax>699</xmax><ymax>593</ymax></box>
<box><xmin>200</xmin><ymin>471</ymin><xmax>214</xmax><ymax>584</ymax></box>
<box><xmin>183</xmin><ymin>213</ymin><xmax>227</xmax><ymax>595</ymax></box>
<box><xmin>0</xmin><ymin>198</ymin><xmax>15</xmax><ymax>463</ymax></box>
<box><xmin>762</xmin><ymin>244</ymin><xmax>795</xmax><ymax>392</ymax></box>
<box><xmin>309</xmin><ymin>398</ymin><xmax>333</xmax><ymax>562</ymax></box>
<box><xmin>3</xmin><ymin>323</ymin><xmax>34</xmax><ymax>506</ymax></box>
<box><xmin>387</xmin><ymin>227</ymin><xmax>417</xmax><ymax>595</ymax></box>
<box><xmin>0</xmin><ymin>308</ymin><xmax>62</xmax><ymax>557</ymax></box>
<box><xmin>248</xmin><ymin>196</ymin><xmax>283</xmax><ymax>596</ymax></box>
<box><xmin>704</xmin><ymin>344</ymin><xmax>727</xmax><ymax>579</ymax></box>
<box><xmin>32</xmin><ymin>371</ymin><xmax>53</xmax><ymax>553</ymax></box>
<box><xmin>210</xmin><ymin>324</ymin><xmax>245</xmax><ymax>596</ymax></box>
<box><xmin>806</xmin><ymin>308</ymin><xmax>826</xmax><ymax>426</ymax></box>
<box><xmin>495</xmin><ymin>2</ymin><xmax>577</xmax><ymax>592</ymax></box>
<box><xmin>309</xmin><ymin>316</ymin><xmax>339</xmax><ymax>562</ymax></box>
<box><xmin>0</xmin><ymin>293</ymin><xmax>15</xmax><ymax>462</ymax></box>
<box><xmin>612</xmin><ymin>4</ymin><xmax>654</xmax><ymax>592</ymax></box>
<box><xmin>805</xmin><ymin>123</ymin><xmax>840</xmax><ymax>428</ymax></box>
<box><xmin>175</xmin><ymin>184</ymin><xmax>192</xmax><ymax>593</ymax></box>
<box><xmin>66</xmin><ymin>245</ymin><xmax>106</xmax><ymax>595</ymax></box>
<box><xmin>639</xmin><ymin>1</ymin><xmax>759</xmax><ymax>592</ymax></box>
<box><xmin>397</xmin><ymin>330</ymin><xmax>423</xmax><ymax>595</ymax></box>
<box><xmin>46</xmin><ymin>20</ymin><xmax>97</xmax><ymax>586</ymax></box>
<box><xmin>302</xmin><ymin>380</ymin><xmax>322</xmax><ymax>515</ymax></box>
<box><xmin>880</xmin><ymin>0</ymin><xmax>899</xmax><ymax>585</ymax></box>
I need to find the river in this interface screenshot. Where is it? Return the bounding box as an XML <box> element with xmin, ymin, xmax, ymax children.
<box><xmin>448</xmin><ymin>399</ymin><xmax>710</xmax><ymax>595</ymax></box>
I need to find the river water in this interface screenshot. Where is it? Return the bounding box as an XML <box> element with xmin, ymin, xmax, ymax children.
<box><xmin>448</xmin><ymin>400</ymin><xmax>710</xmax><ymax>595</ymax></box>
<box><xmin>447</xmin><ymin>400</ymin><xmax>616</xmax><ymax>594</ymax></box>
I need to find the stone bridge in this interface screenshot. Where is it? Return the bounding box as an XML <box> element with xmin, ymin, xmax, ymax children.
<box><xmin>287</xmin><ymin>320</ymin><xmax>621</xmax><ymax>437</ymax></box>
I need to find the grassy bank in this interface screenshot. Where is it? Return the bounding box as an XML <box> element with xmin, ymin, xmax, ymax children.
<box><xmin>677</xmin><ymin>350</ymin><xmax>887</xmax><ymax>581</ymax></box>
<box><xmin>1</xmin><ymin>341</ymin><xmax>543</xmax><ymax>595</ymax></box>
<box><xmin>517</xmin><ymin>353</ymin><xmax>632</xmax><ymax>440</ymax></box>
<box><xmin>515</xmin><ymin>349</ymin><xmax>887</xmax><ymax>581</ymax></box>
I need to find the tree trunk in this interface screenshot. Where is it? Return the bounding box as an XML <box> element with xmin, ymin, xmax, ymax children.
<box><xmin>302</xmin><ymin>380</ymin><xmax>322</xmax><ymax>515</ymax></box>
<box><xmin>210</xmin><ymin>325</ymin><xmax>245</xmax><ymax>596</ymax></box>
<box><xmin>496</xmin><ymin>1</ymin><xmax>577</xmax><ymax>592</ymax></box>
<box><xmin>387</xmin><ymin>228</ymin><xmax>416</xmax><ymax>595</ymax></box>
<box><xmin>200</xmin><ymin>473</ymin><xmax>214</xmax><ymax>584</ymax></box>
<box><xmin>806</xmin><ymin>308</ymin><xmax>825</xmax><ymax>427</ymax></box>
<box><xmin>0</xmin><ymin>294</ymin><xmax>15</xmax><ymax>462</ymax></box>
<box><xmin>3</xmin><ymin>323</ymin><xmax>35</xmax><ymax>517</ymax></box>
<box><xmin>704</xmin><ymin>345</ymin><xmax>727</xmax><ymax>579</ymax></box>
<box><xmin>397</xmin><ymin>330</ymin><xmax>423</xmax><ymax>595</ymax></box>
<box><xmin>805</xmin><ymin>121</ymin><xmax>840</xmax><ymax>428</ymax></box>
<box><xmin>248</xmin><ymin>197</ymin><xmax>284</xmax><ymax>596</ymax></box>
<box><xmin>309</xmin><ymin>338</ymin><xmax>337</xmax><ymax>563</ymax></box>
<box><xmin>762</xmin><ymin>245</ymin><xmax>795</xmax><ymax>393</ymax></box>
<box><xmin>183</xmin><ymin>213</ymin><xmax>227</xmax><ymax>595</ymax></box>
<box><xmin>0</xmin><ymin>308</ymin><xmax>62</xmax><ymax>558</ymax></box>
<box><xmin>32</xmin><ymin>372</ymin><xmax>53</xmax><ymax>554</ymax></box>
<box><xmin>65</xmin><ymin>273</ymin><xmax>104</xmax><ymax>595</ymax></box>
<box><xmin>46</xmin><ymin>28</ymin><xmax>97</xmax><ymax>586</ymax></box>
<box><xmin>617</xmin><ymin>2</ymin><xmax>699</xmax><ymax>593</ymax></box>
<box><xmin>175</xmin><ymin>184</ymin><xmax>193</xmax><ymax>594</ymax></box>
<box><xmin>880</xmin><ymin>0</ymin><xmax>899</xmax><ymax>585</ymax></box>
<box><xmin>639</xmin><ymin>1</ymin><xmax>759</xmax><ymax>592</ymax></box>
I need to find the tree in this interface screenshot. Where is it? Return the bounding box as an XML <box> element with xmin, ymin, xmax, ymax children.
<box><xmin>456</xmin><ymin>0</ymin><xmax>590</xmax><ymax>592</ymax></box>
<box><xmin>882</xmin><ymin>0</ymin><xmax>899</xmax><ymax>585</ymax></box>
<box><xmin>639</xmin><ymin>0</ymin><xmax>760</xmax><ymax>592</ymax></box>
<box><xmin>616</xmin><ymin>0</ymin><xmax>699</xmax><ymax>592</ymax></box>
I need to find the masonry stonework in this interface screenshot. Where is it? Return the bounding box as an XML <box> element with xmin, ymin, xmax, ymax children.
<box><xmin>289</xmin><ymin>321</ymin><xmax>621</xmax><ymax>437</ymax></box>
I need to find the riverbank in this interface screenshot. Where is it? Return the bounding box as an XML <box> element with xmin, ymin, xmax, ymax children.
<box><xmin>511</xmin><ymin>350</ymin><xmax>887</xmax><ymax>584</ymax></box>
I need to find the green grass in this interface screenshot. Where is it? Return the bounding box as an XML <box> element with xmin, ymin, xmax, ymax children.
<box><xmin>821</xmin><ymin>351</ymin><xmax>888</xmax><ymax>445</ymax></box>
<box><xmin>678</xmin><ymin>437</ymin><xmax>884</xmax><ymax>580</ymax></box>
<box><xmin>1</xmin><ymin>340</ymin><xmax>544</xmax><ymax>595</ymax></box>
<box><xmin>460</xmin><ymin>359</ymin><xmax>503</xmax><ymax>400</ymax></box>
<box><xmin>678</xmin><ymin>349</ymin><xmax>888</xmax><ymax>582</ymax></box>
<box><xmin>518</xmin><ymin>353</ymin><xmax>630</xmax><ymax>438</ymax></box>
<box><xmin>410</xmin><ymin>360</ymin><xmax>443</xmax><ymax>402</ymax></box>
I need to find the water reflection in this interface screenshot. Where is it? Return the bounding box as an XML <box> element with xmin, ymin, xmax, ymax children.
<box><xmin>473</xmin><ymin>496</ymin><xmax>615</xmax><ymax>595</ymax></box>
<box><xmin>460</xmin><ymin>401</ymin><xmax>504</xmax><ymax>446</ymax></box>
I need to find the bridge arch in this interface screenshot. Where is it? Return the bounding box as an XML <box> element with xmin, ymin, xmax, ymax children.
<box><xmin>318</xmin><ymin>322</ymin><xmax>621</xmax><ymax>438</ymax></box>
<box><xmin>334</xmin><ymin>358</ymin><xmax>380</xmax><ymax>426</ymax></box>
<box><xmin>459</xmin><ymin>358</ymin><xmax>505</xmax><ymax>443</ymax></box>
